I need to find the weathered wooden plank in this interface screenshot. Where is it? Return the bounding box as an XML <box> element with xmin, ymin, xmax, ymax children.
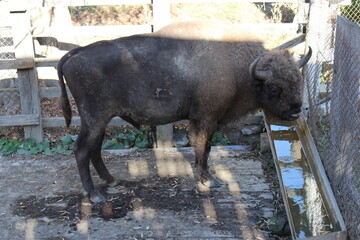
<box><xmin>73</xmin><ymin>23</ymin><xmax>296</xmax><ymax>37</ymax></box>
<box><xmin>156</xmin><ymin>124</ymin><xmax>174</xmax><ymax>148</ymax></box>
<box><xmin>295</xmin><ymin>115</ymin><xmax>347</xmax><ymax>238</ymax></box>
<box><xmin>0</xmin><ymin>87</ymin><xmax>18</xmax><ymax>93</ymax></box>
<box><xmin>33</xmin><ymin>23</ymin><xmax>297</xmax><ymax>48</ymax></box>
<box><xmin>273</xmin><ymin>34</ymin><xmax>305</xmax><ymax>50</ymax></box>
<box><xmin>172</xmin><ymin>0</ymin><xmax>297</xmax><ymax>2</ymax></box>
<box><xmin>35</xmin><ymin>58</ymin><xmax>58</xmax><ymax>68</ymax></box>
<box><xmin>40</xmin><ymin>87</ymin><xmax>72</xmax><ymax>98</ymax></box>
<box><xmin>6</xmin><ymin>0</ymin><xmax>151</xmax><ymax>9</ymax></box>
<box><xmin>0</xmin><ymin>59</ymin><xmax>34</xmax><ymax>70</ymax></box>
<box><xmin>73</xmin><ymin>25</ymin><xmax>152</xmax><ymax>39</ymax></box>
<box><xmin>41</xmin><ymin>111</ymin><xmax>260</xmax><ymax>131</ymax></box>
<box><xmin>6</xmin><ymin>0</ymin><xmax>298</xmax><ymax>8</ymax></box>
<box><xmin>149</xmin><ymin>0</ymin><xmax>173</xmax><ymax>147</ymax></box>
<box><xmin>0</xmin><ymin>114</ymin><xmax>39</xmax><ymax>127</ymax></box>
<box><xmin>42</xmin><ymin>116</ymin><xmax>132</xmax><ymax>127</ymax></box>
<box><xmin>11</xmin><ymin>11</ymin><xmax>43</xmax><ymax>141</ymax></box>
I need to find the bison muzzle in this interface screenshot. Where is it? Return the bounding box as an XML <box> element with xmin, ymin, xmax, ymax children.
<box><xmin>57</xmin><ymin>21</ymin><xmax>311</xmax><ymax>203</ymax></box>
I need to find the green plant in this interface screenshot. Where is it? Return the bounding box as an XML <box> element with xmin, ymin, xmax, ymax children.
<box><xmin>317</xmin><ymin>121</ymin><xmax>330</xmax><ymax>159</ymax></box>
<box><xmin>0</xmin><ymin>134</ymin><xmax>77</xmax><ymax>156</ymax></box>
<box><xmin>102</xmin><ymin>127</ymin><xmax>150</xmax><ymax>150</ymax></box>
<box><xmin>320</xmin><ymin>62</ymin><xmax>333</xmax><ymax>83</ymax></box>
<box><xmin>0</xmin><ymin>139</ymin><xmax>21</xmax><ymax>156</ymax></box>
<box><xmin>17</xmin><ymin>138</ymin><xmax>47</xmax><ymax>155</ymax></box>
<box><xmin>211</xmin><ymin>132</ymin><xmax>229</xmax><ymax>146</ymax></box>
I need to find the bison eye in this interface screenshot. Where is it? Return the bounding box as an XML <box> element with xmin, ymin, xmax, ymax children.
<box><xmin>267</xmin><ymin>84</ymin><xmax>282</xmax><ymax>97</ymax></box>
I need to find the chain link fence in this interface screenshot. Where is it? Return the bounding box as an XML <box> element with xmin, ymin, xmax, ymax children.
<box><xmin>304</xmin><ymin>1</ymin><xmax>359</xmax><ymax>239</ymax></box>
<box><xmin>341</xmin><ymin>0</ymin><xmax>360</xmax><ymax>25</ymax></box>
<box><xmin>0</xmin><ymin>17</ymin><xmax>20</xmax><ymax>116</ymax></box>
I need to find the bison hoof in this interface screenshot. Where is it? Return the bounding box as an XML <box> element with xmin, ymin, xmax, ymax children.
<box><xmin>89</xmin><ymin>190</ymin><xmax>107</xmax><ymax>203</ymax></box>
<box><xmin>201</xmin><ymin>177</ymin><xmax>223</xmax><ymax>188</ymax></box>
<box><xmin>107</xmin><ymin>179</ymin><xmax>121</xmax><ymax>187</ymax></box>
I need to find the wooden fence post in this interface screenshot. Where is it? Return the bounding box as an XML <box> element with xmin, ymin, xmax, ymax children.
<box><xmin>11</xmin><ymin>10</ymin><xmax>43</xmax><ymax>142</ymax></box>
<box><xmin>156</xmin><ymin>124</ymin><xmax>174</xmax><ymax>148</ymax></box>
<box><xmin>152</xmin><ymin>0</ymin><xmax>171</xmax><ymax>32</ymax></box>
<box><xmin>152</xmin><ymin>0</ymin><xmax>173</xmax><ymax>147</ymax></box>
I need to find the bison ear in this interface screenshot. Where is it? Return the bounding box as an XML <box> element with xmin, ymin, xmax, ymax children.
<box><xmin>297</xmin><ymin>47</ymin><xmax>312</xmax><ymax>68</ymax></box>
<box><xmin>249</xmin><ymin>55</ymin><xmax>268</xmax><ymax>80</ymax></box>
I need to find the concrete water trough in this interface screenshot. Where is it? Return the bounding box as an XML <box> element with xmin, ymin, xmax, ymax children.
<box><xmin>264</xmin><ymin>114</ymin><xmax>347</xmax><ymax>239</ymax></box>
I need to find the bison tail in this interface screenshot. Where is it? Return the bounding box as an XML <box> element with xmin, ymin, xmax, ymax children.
<box><xmin>57</xmin><ymin>54</ymin><xmax>72</xmax><ymax>128</ymax></box>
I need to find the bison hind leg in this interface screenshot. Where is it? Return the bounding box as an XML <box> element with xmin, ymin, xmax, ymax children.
<box><xmin>74</xmin><ymin>122</ymin><xmax>112</xmax><ymax>203</ymax></box>
<box><xmin>90</xmin><ymin>132</ymin><xmax>115</xmax><ymax>184</ymax></box>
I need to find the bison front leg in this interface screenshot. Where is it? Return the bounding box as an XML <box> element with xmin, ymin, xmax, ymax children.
<box><xmin>189</xmin><ymin>120</ymin><xmax>223</xmax><ymax>188</ymax></box>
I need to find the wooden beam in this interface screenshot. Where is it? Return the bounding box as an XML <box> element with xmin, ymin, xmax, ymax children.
<box><xmin>273</xmin><ymin>34</ymin><xmax>306</xmax><ymax>50</ymax></box>
<box><xmin>7</xmin><ymin>0</ymin><xmax>151</xmax><ymax>9</ymax></box>
<box><xmin>72</xmin><ymin>25</ymin><xmax>152</xmax><ymax>39</ymax></box>
<box><xmin>0</xmin><ymin>114</ymin><xmax>39</xmax><ymax>127</ymax></box>
<box><xmin>0</xmin><ymin>59</ymin><xmax>34</xmax><ymax>70</ymax></box>
<box><xmin>6</xmin><ymin>0</ymin><xmax>299</xmax><ymax>9</ymax></box>
<box><xmin>295</xmin><ymin>115</ymin><xmax>347</xmax><ymax>236</ymax></box>
<box><xmin>42</xmin><ymin>115</ymin><xmax>261</xmax><ymax>130</ymax></box>
<box><xmin>0</xmin><ymin>88</ymin><xmax>18</xmax><ymax>93</ymax></box>
<box><xmin>35</xmin><ymin>58</ymin><xmax>58</xmax><ymax>68</ymax></box>
<box><xmin>39</xmin><ymin>87</ymin><xmax>62</xmax><ymax>98</ymax></box>
<box><xmin>172</xmin><ymin>0</ymin><xmax>298</xmax><ymax>2</ymax></box>
<box><xmin>42</xmin><ymin>116</ymin><xmax>132</xmax><ymax>127</ymax></box>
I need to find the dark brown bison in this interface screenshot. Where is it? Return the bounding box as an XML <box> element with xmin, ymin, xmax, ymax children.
<box><xmin>58</xmin><ymin>21</ymin><xmax>311</xmax><ymax>202</ymax></box>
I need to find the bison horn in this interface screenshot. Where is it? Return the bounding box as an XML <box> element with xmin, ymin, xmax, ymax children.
<box><xmin>250</xmin><ymin>55</ymin><xmax>268</xmax><ymax>80</ymax></box>
<box><xmin>297</xmin><ymin>47</ymin><xmax>312</xmax><ymax>68</ymax></box>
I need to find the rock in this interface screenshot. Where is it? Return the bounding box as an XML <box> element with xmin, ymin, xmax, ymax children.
<box><xmin>260</xmin><ymin>132</ymin><xmax>271</xmax><ymax>153</ymax></box>
<box><xmin>173</xmin><ymin>128</ymin><xmax>189</xmax><ymax>147</ymax></box>
<box><xmin>268</xmin><ymin>215</ymin><xmax>291</xmax><ymax>236</ymax></box>
<box><xmin>241</xmin><ymin>125</ymin><xmax>263</xmax><ymax>135</ymax></box>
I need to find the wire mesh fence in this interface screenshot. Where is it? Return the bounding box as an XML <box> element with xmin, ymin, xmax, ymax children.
<box><xmin>330</xmin><ymin>17</ymin><xmax>360</xmax><ymax>239</ymax></box>
<box><xmin>0</xmin><ymin>26</ymin><xmax>20</xmax><ymax>116</ymax></box>
<box><xmin>341</xmin><ymin>0</ymin><xmax>360</xmax><ymax>25</ymax></box>
<box><xmin>304</xmin><ymin>2</ymin><xmax>359</xmax><ymax>239</ymax></box>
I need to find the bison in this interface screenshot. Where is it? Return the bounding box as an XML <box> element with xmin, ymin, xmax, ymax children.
<box><xmin>57</xmin><ymin>21</ymin><xmax>311</xmax><ymax>202</ymax></box>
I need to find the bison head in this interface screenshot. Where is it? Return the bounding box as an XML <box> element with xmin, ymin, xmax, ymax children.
<box><xmin>250</xmin><ymin>47</ymin><xmax>312</xmax><ymax>121</ymax></box>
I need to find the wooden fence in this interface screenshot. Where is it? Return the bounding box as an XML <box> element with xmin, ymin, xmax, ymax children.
<box><xmin>0</xmin><ymin>0</ymin><xmax>317</xmax><ymax>143</ymax></box>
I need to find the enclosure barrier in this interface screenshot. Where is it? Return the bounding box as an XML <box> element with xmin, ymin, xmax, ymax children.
<box><xmin>304</xmin><ymin>2</ymin><xmax>360</xmax><ymax>238</ymax></box>
<box><xmin>0</xmin><ymin>0</ymin><xmax>301</xmax><ymax>144</ymax></box>
<box><xmin>1</xmin><ymin>1</ymin><xmax>359</xmax><ymax>238</ymax></box>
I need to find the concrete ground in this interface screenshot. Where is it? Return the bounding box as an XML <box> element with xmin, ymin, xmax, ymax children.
<box><xmin>0</xmin><ymin>146</ymin><xmax>275</xmax><ymax>240</ymax></box>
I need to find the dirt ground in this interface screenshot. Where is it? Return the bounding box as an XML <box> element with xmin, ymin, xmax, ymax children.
<box><xmin>0</xmin><ymin>146</ymin><xmax>279</xmax><ymax>240</ymax></box>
